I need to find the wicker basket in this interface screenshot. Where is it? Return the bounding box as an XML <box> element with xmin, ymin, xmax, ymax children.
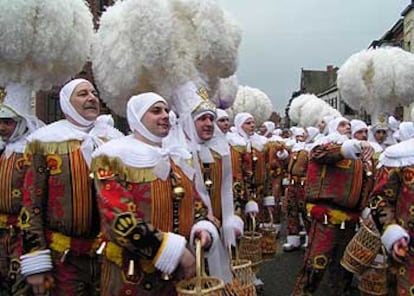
<box><xmin>258</xmin><ymin>209</ymin><xmax>277</xmax><ymax>260</ymax></box>
<box><xmin>340</xmin><ymin>219</ymin><xmax>382</xmax><ymax>275</ymax></box>
<box><xmin>239</xmin><ymin>215</ymin><xmax>263</xmax><ymax>273</ymax></box>
<box><xmin>358</xmin><ymin>248</ymin><xmax>388</xmax><ymax>296</ymax></box>
<box><xmin>224</xmin><ymin>247</ymin><xmax>257</xmax><ymax>296</ymax></box>
<box><xmin>176</xmin><ymin>239</ymin><xmax>224</xmax><ymax>296</ymax></box>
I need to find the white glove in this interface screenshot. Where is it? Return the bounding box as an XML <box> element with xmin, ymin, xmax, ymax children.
<box><xmin>341</xmin><ymin>139</ymin><xmax>362</xmax><ymax>159</ymax></box>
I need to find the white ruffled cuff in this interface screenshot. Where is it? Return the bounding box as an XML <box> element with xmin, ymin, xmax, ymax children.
<box><xmin>20</xmin><ymin>249</ymin><xmax>53</xmax><ymax>277</ymax></box>
<box><xmin>341</xmin><ymin>139</ymin><xmax>361</xmax><ymax>159</ymax></box>
<box><xmin>190</xmin><ymin>220</ymin><xmax>219</xmax><ymax>254</ymax></box>
<box><xmin>230</xmin><ymin>215</ymin><xmax>244</xmax><ymax>237</ymax></box>
<box><xmin>381</xmin><ymin>224</ymin><xmax>410</xmax><ymax>253</ymax></box>
<box><xmin>263</xmin><ymin>196</ymin><xmax>276</xmax><ymax>206</ymax></box>
<box><xmin>245</xmin><ymin>200</ymin><xmax>259</xmax><ymax>214</ymax></box>
<box><xmin>276</xmin><ymin>150</ymin><xmax>289</xmax><ymax>160</ymax></box>
<box><xmin>361</xmin><ymin>207</ymin><xmax>371</xmax><ymax>219</ymax></box>
<box><xmin>153</xmin><ymin>233</ymin><xmax>186</xmax><ymax>275</ymax></box>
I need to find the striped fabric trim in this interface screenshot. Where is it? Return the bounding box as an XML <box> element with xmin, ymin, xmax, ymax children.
<box><xmin>254</xmin><ymin>148</ymin><xmax>266</xmax><ymax>186</ymax></box>
<box><xmin>230</xmin><ymin>147</ymin><xmax>243</xmax><ymax>181</ymax></box>
<box><xmin>0</xmin><ymin>153</ymin><xmax>16</xmax><ymax>213</ymax></box>
<box><xmin>69</xmin><ymin>148</ymin><xmax>91</xmax><ymax>235</ymax></box>
<box><xmin>209</xmin><ymin>157</ymin><xmax>223</xmax><ymax>222</ymax></box>
<box><xmin>150</xmin><ymin>161</ymin><xmax>194</xmax><ymax>238</ymax></box>
<box><xmin>151</xmin><ymin>178</ymin><xmax>172</xmax><ymax>233</ymax></box>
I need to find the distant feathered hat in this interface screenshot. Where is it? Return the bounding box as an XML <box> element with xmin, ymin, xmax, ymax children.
<box><xmin>172</xmin><ymin>81</ymin><xmax>216</xmax><ymax>119</ymax></box>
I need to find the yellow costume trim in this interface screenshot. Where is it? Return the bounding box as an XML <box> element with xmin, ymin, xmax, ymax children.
<box><xmin>91</xmin><ymin>155</ymin><xmax>157</xmax><ymax>183</ymax></box>
<box><xmin>0</xmin><ymin>153</ymin><xmax>15</xmax><ymax>213</ymax></box>
<box><xmin>231</xmin><ymin>145</ymin><xmax>246</xmax><ymax>153</ymax></box>
<box><xmin>49</xmin><ymin>232</ymin><xmax>71</xmax><ymax>253</ymax></box>
<box><xmin>105</xmin><ymin>241</ymin><xmax>123</xmax><ymax>266</ymax></box>
<box><xmin>26</xmin><ymin>140</ymin><xmax>82</xmax><ymax>155</ymax></box>
<box><xmin>306</xmin><ymin>203</ymin><xmax>356</xmax><ymax>225</ymax></box>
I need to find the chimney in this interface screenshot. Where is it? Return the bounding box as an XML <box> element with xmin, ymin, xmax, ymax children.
<box><xmin>326</xmin><ymin>65</ymin><xmax>334</xmax><ymax>72</ymax></box>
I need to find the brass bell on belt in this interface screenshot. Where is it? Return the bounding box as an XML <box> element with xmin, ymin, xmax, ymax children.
<box><xmin>366</xmin><ymin>171</ymin><xmax>373</xmax><ymax>177</ymax></box>
<box><xmin>128</xmin><ymin>260</ymin><xmax>135</xmax><ymax>276</ymax></box>
<box><xmin>172</xmin><ymin>186</ymin><xmax>185</xmax><ymax>200</ymax></box>
<box><xmin>205</xmin><ymin>179</ymin><xmax>213</xmax><ymax>188</ymax></box>
<box><xmin>252</xmin><ymin>155</ymin><xmax>258</xmax><ymax>162</ymax></box>
<box><xmin>340</xmin><ymin>221</ymin><xmax>346</xmax><ymax>230</ymax></box>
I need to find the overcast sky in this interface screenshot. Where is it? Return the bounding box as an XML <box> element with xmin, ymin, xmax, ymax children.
<box><xmin>219</xmin><ymin>0</ymin><xmax>409</xmax><ymax>113</ymax></box>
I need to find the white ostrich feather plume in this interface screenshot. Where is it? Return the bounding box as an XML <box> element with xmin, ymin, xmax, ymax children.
<box><xmin>178</xmin><ymin>0</ymin><xmax>241</xmax><ymax>79</ymax></box>
<box><xmin>288</xmin><ymin>94</ymin><xmax>315</xmax><ymax>125</ymax></box>
<box><xmin>338</xmin><ymin>47</ymin><xmax>414</xmax><ymax>121</ymax></box>
<box><xmin>92</xmin><ymin>0</ymin><xmax>174</xmax><ymax>116</ymax></box>
<box><xmin>92</xmin><ymin>0</ymin><xmax>241</xmax><ymax>116</ymax></box>
<box><xmin>230</xmin><ymin>85</ymin><xmax>273</xmax><ymax>126</ymax></box>
<box><xmin>300</xmin><ymin>98</ymin><xmax>340</xmax><ymax>127</ymax></box>
<box><xmin>0</xmin><ymin>0</ymin><xmax>93</xmax><ymax>90</ymax></box>
<box><xmin>210</xmin><ymin>75</ymin><xmax>238</xmax><ymax>109</ymax></box>
<box><xmin>289</xmin><ymin>94</ymin><xmax>340</xmax><ymax>126</ymax></box>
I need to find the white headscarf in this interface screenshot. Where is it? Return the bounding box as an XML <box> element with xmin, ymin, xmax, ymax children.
<box><xmin>127</xmin><ymin>92</ymin><xmax>166</xmax><ymax>144</ymax></box>
<box><xmin>94</xmin><ymin>93</ymin><xmax>192</xmax><ymax>180</ymax></box>
<box><xmin>226</xmin><ymin>112</ymin><xmax>252</xmax><ymax>147</ymax></box>
<box><xmin>351</xmin><ymin>119</ymin><xmax>368</xmax><ymax>138</ymax></box>
<box><xmin>59</xmin><ymin>78</ymin><xmax>95</xmax><ymax>127</ymax></box>
<box><xmin>215</xmin><ymin>108</ymin><xmax>229</xmax><ymax>121</ymax></box>
<box><xmin>398</xmin><ymin>122</ymin><xmax>414</xmax><ymax>142</ymax></box>
<box><xmin>262</xmin><ymin>121</ymin><xmax>275</xmax><ymax>138</ymax></box>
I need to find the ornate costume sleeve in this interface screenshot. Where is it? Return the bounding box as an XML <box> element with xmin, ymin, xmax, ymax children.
<box><xmin>369</xmin><ymin>167</ymin><xmax>409</xmax><ymax>252</ymax></box>
<box><xmin>369</xmin><ymin>167</ymin><xmax>401</xmax><ymax>232</ymax></box>
<box><xmin>19</xmin><ymin>144</ymin><xmax>53</xmax><ymax>275</ymax></box>
<box><xmin>310</xmin><ymin>143</ymin><xmax>344</xmax><ymax>164</ymax></box>
<box><xmin>95</xmin><ymin>175</ymin><xmax>186</xmax><ymax>274</ymax></box>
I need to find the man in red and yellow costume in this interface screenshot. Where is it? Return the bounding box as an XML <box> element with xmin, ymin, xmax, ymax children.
<box><xmin>92</xmin><ymin>93</ymin><xmax>217</xmax><ymax>295</ymax></box>
<box><xmin>174</xmin><ymin>82</ymin><xmax>243</xmax><ymax>284</ymax></box>
<box><xmin>20</xmin><ymin>79</ymin><xmax>122</xmax><ymax>295</ymax></box>
<box><xmin>0</xmin><ymin>84</ymin><xmax>42</xmax><ymax>295</ymax></box>
<box><xmin>292</xmin><ymin>117</ymin><xmax>374</xmax><ymax>295</ymax></box>
<box><xmin>367</xmin><ymin>121</ymin><xmax>414</xmax><ymax>295</ymax></box>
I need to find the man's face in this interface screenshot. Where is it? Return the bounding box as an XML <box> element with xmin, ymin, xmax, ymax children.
<box><xmin>337</xmin><ymin>120</ymin><xmax>351</xmax><ymax>138</ymax></box>
<box><xmin>216</xmin><ymin>117</ymin><xmax>230</xmax><ymax>134</ymax></box>
<box><xmin>70</xmin><ymin>82</ymin><xmax>100</xmax><ymax>121</ymax></box>
<box><xmin>195</xmin><ymin>113</ymin><xmax>215</xmax><ymax>141</ymax></box>
<box><xmin>141</xmin><ymin>102</ymin><xmax>171</xmax><ymax>137</ymax></box>
<box><xmin>353</xmin><ymin>128</ymin><xmax>368</xmax><ymax>141</ymax></box>
<box><xmin>296</xmin><ymin>134</ymin><xmax>305</xmax><ymax>142</ymax></box>
<box><xmin>241</xmin><ymin>118</ymin><xmax>255</xmax><ymax>136</ymax></box>
<box><xmin>318</xmin><ymin>120</ymin><xmax>327</xmax><ymax>133</ymax></box>
<box><xmin>374</xmin><ymin>129</ymin><xmax>387</xmax><ymax>144</ymax></box>
<box><xmin>0</xmin><ymin>118</ymin><xmax>18</xmax><ymax>142</ymax></box>
<box><xmin>258</xmin><ymin>125</ymin><xmax>267</xmax><ymax>136</ymax></box>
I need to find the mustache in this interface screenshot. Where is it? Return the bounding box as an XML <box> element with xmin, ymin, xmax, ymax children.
<box><xmin>83</xmin><ymin>102</ymin><xmax>98</xmax><ymax>109</ymax></box>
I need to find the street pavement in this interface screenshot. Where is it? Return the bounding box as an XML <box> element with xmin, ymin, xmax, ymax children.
<box><xmin>255</xmin><ymin>233</ymin><xmax>361</xmax><ymax>296</ymax></box>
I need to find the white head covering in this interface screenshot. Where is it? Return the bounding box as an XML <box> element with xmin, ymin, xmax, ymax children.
<box><xmin>216</xmin><ymin>108</ymin><xmax>229</xmax><ymax>121</ymax></box>
<box><xmin>321</xmin><ymin>116</ymin><xmax>350</xmax><ymax>144</ymax></box>
<box><xmin>398</xmin><ymin>122</ymin><xmax>414</xmax><ymax>142</ymax></box>
<box><xmin>127</xmin><ymin>92</ymin><xmax>167</xmax><ymax>144</ymax></box>
<box><xmin>59</xmin><ymin>78</ymin><xmax>95</xmax><ymax>127</ymax></box>
<box><xmin>328</xmin><ymin>116</ymin><xmax>349</xmax><ymax>134</ymax></box>
<box><xmin>350</xmin><ymin>119</ymin><xmax>368</xmax><ymax>138</ymax></box>
<box><xmin>306</xmin><ymin>126</ymin><xmax>319</xmax><ymax>143</ymax></box>
<box><xmin>94</xmin><ymin>92</ymin><xmax>193</xmax><ymax>180</ymax></box>
<box><xmin>293</xmin><ymin>127</ymin><xmax>305</xmax><ymax>137</ymax></box>
<box><xmin>1</xmin><ymin>83</ymin><xmax>42</xmax><ymax>157</ymax></box>
<box><xmin>234</xmin><ymin>112</ymin><xmax>253</xmax><ymax>140</ymax></box>
<box><xmin>262</xmin><ymin>121</ymin><xmax>275</xmax><ymax>137</ymax></box>
<box><xmin>388</xmin><ymin>116</ymin><xmax>400</xmax><ymax>132</ymax></box>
